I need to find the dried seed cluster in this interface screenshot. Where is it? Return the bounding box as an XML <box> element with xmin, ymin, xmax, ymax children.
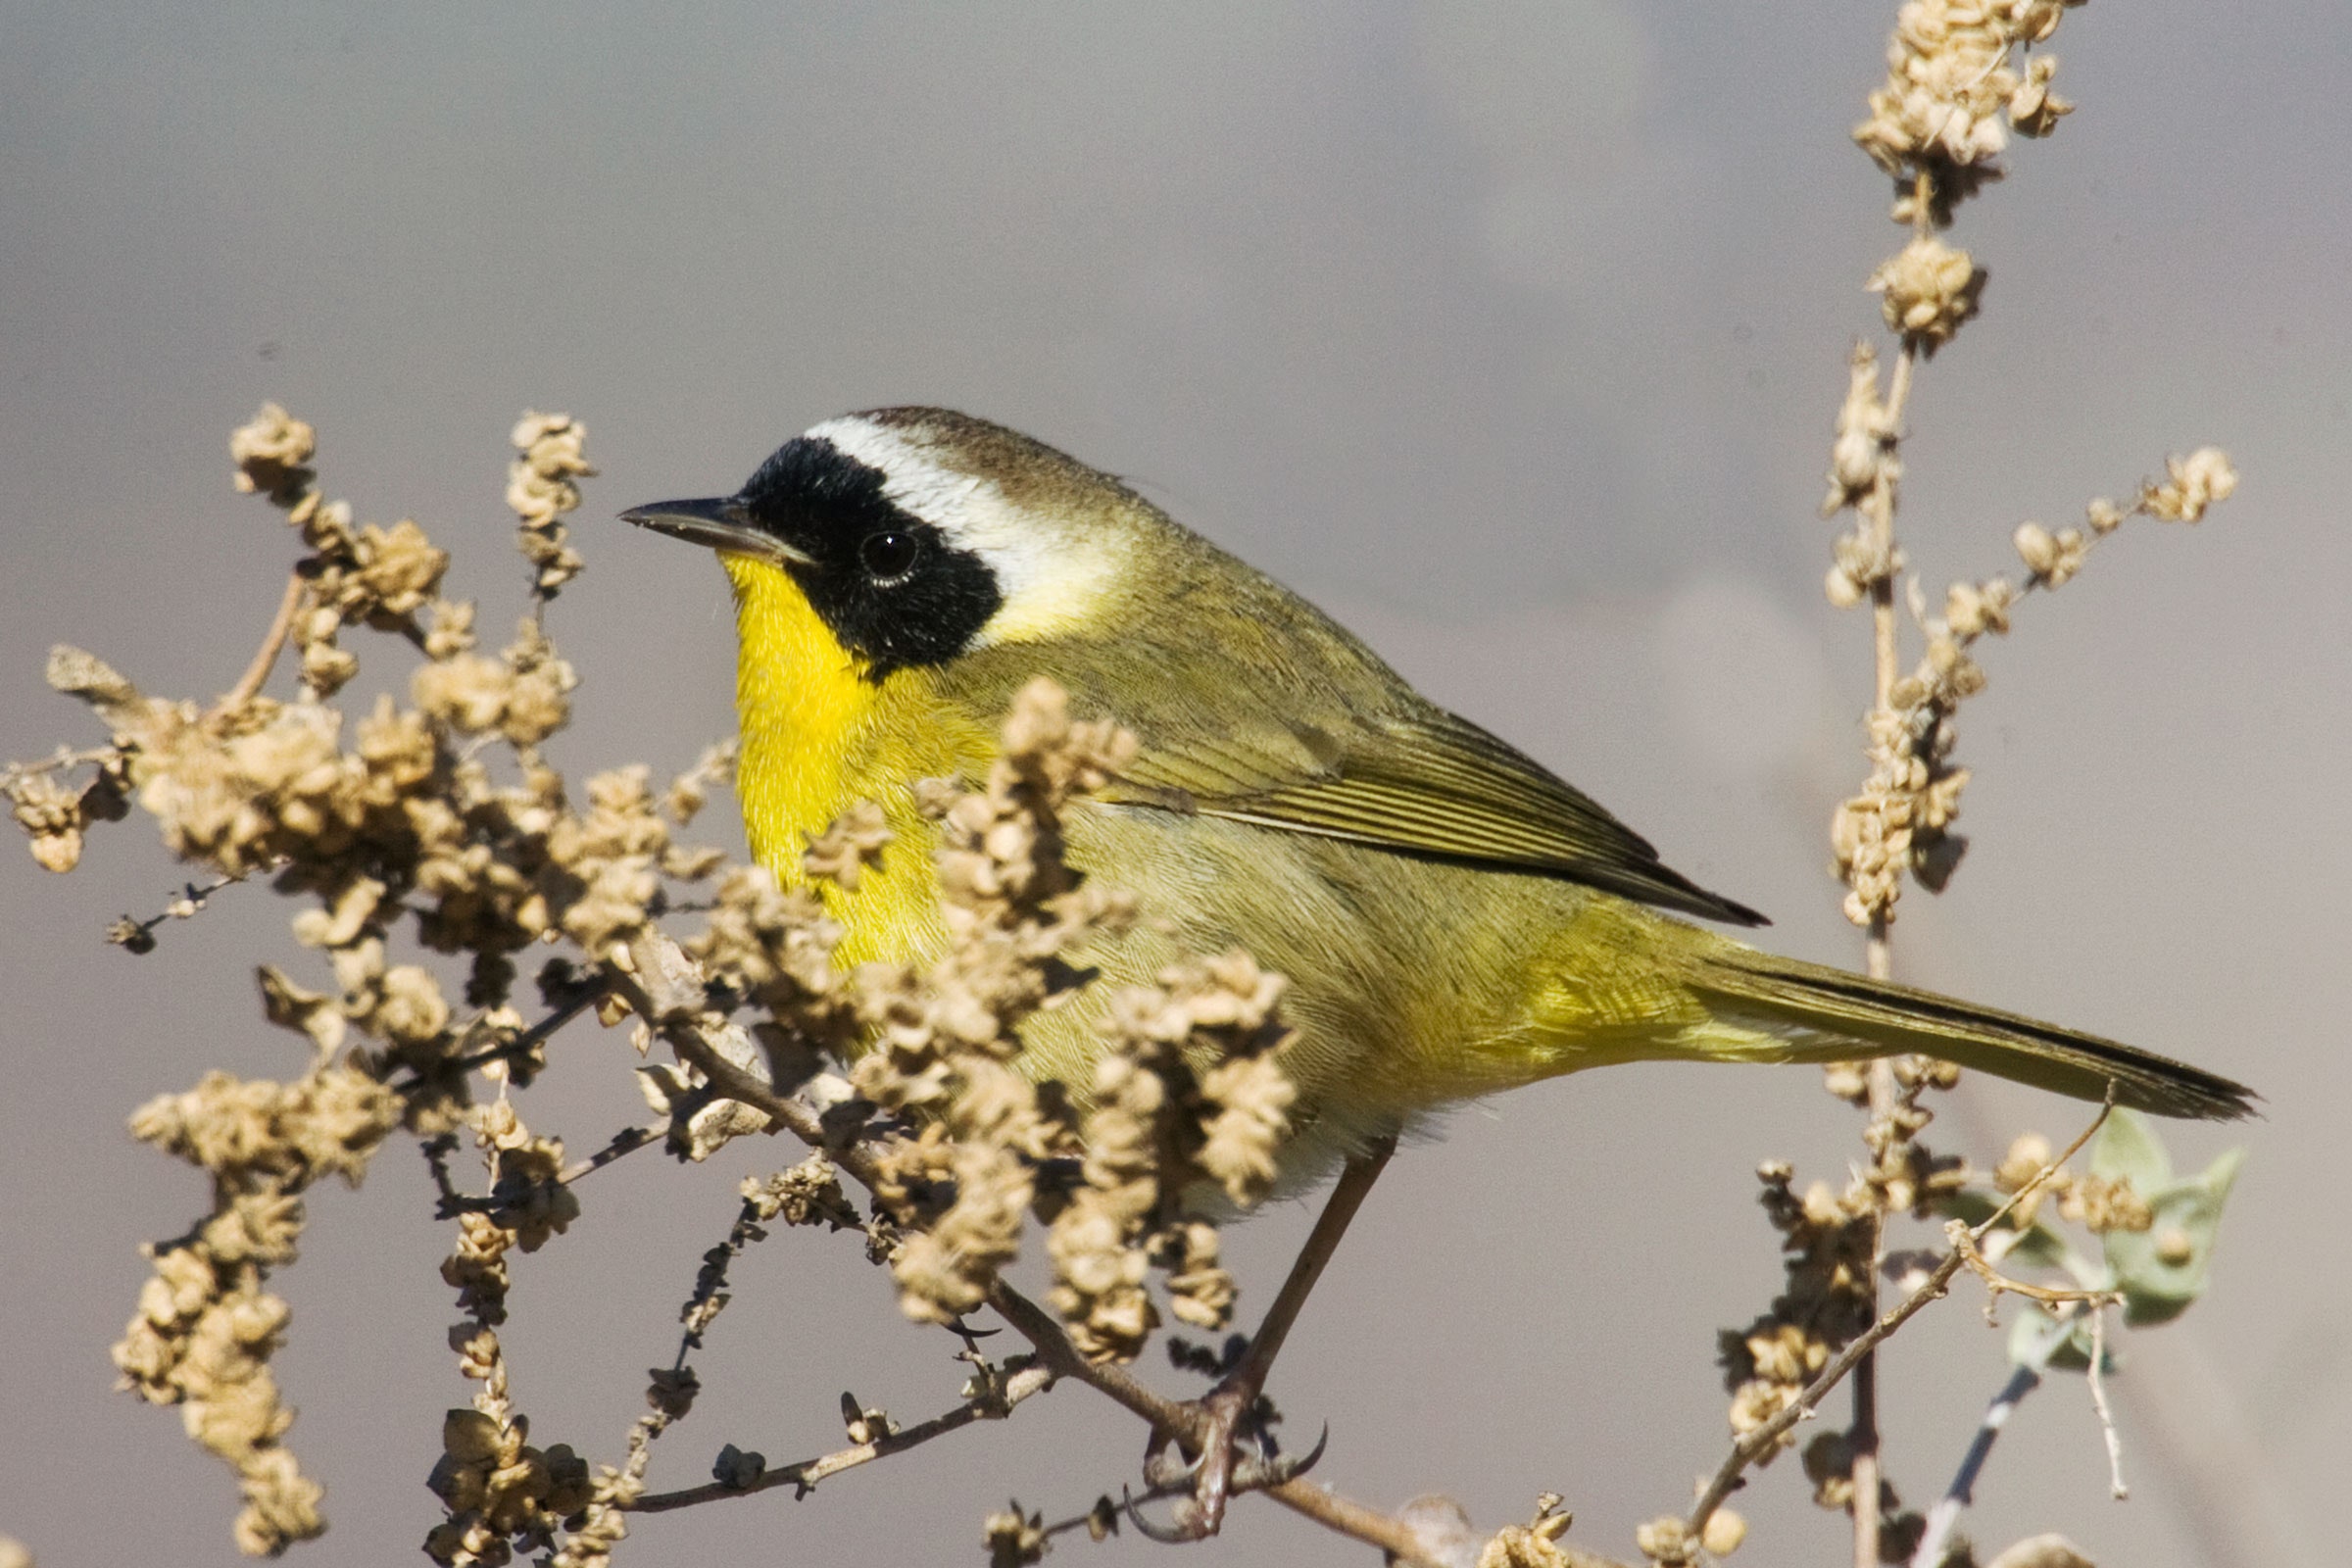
<box><xmin>682</xmin><ymin>681</ymin><xmax>1300</xmax><ymax>1360</ymax></box>
<box><xmin>982</xmin><ymin>1502</ymin><xmax>1049</xmax><ymax>1568</ymax></box>
<box><xmin>1718</xmin><ymin>1161</ymin><xmax>1879</xmax><ymax>1452</ymax></box>
<box><xmin>111</xmin><ymin>1065</ymin><xmax>400</xmax><ymax>1556</ymax></box>
<box><xmin>1826</xmin><ymin>441</ymin><xmax>2237</xmax><ymax>931</ymax></box>
<box><xmin>1990</xmin><ymin>1133</ymin><xmax>2152</xmax><ymax>1234</ymax></box>
<box><xmin>1855</xmin><ymin>0</ymin><xmax>2084</xmax><ymax>230</ymax></box>
<box><xmin>1732</xmin><ymin>7</ymin><xmax>2246</xmax><ymax>1563</ymax></box>
<box><xmin>1482</xmin><ymin>1494</ymin><xmax>1593</xmax><ymax>1567</ymax></box>
<box><xmin>22</xmin><ymin>408</ymin><xmax>756</xmax><ymax>1558</ymax></box>
<box><xmin>1821</xmin><ymin>1054</ymin><xmax>1968</xmax><ymax>1215</ymax></box>
<box><xmin>424</xmin><ymin>1098</ymin><xmax>595</xmax><ymax>1568</ymax></box>
<box><xmin>841</xmin><ymin>680</ymin><xmax>1141</xmax><ymax>1324</ymax></box>
<box><xmin>507</xmin><ymin>413</ymin><xmax>594</xmax><ymax>600</ymax></box>
<box><xmin>33</xmin><ymin>406</ymin><xmax>1305</xmax><ymax>1562</ymax></box>
<box><xmin>1048</xmin><ymin>952</ymin><xmax>1296</xmax><ymax>1362</ymax></box>
<box><xmin>1820</xmin><ymin>2</ymin><xmax>2244</xmax><ymax>937</ymax></box>
<box><xmin>1733</xmin><ymin>1061</ymin><xmax>1959</xmax><ymax>1552</ymax></box>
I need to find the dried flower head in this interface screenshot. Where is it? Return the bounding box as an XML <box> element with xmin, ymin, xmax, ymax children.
<box><xmin>1853</xmin><ymin>0</ymin><xmax>2086</xmax><ymax>225</ymax></box>
<box><xmin>1869</xmin><ymin>235</ymin><xmax>1985</xmax><ymax>353</ymax></box>
<box><xmin>508</xmin><ymin>412</ymin><xmax>596</xmax><ymax>598</ymax></box>
<box><xmin>111</xmin><ymin>1062</ymin><xmax>399</xmax><ymax>1556</ymax></box>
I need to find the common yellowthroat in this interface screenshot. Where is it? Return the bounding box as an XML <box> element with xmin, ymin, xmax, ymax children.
<box><xmin>624</xmin><ymin>407</ymin><xmax>2253</xmax><ymax>1184</ymax></box>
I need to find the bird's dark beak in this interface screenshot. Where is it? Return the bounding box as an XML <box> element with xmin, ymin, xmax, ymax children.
<box><xmin>621</xmin><ymin>496</ymin><xmax>814</xmax><ymax>565</ymax></box>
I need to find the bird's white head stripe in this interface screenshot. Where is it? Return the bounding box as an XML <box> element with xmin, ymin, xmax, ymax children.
<box><xmin>802</xmin><ymin>415</ymin><xmax>1130</xmax><ymax>645</ymax></box>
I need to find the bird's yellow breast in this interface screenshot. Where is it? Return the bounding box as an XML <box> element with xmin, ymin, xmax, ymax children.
<box><xmin>723</xmin><ymin>556</ymin><xmax>993</xmax><ymax>967</ymax></box>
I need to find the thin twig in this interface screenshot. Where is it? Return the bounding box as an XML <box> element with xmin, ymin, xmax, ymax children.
<box><xmin>558</xmin><ymin>1120</ymin><xmax>666</xmax><ymax>1187</ymax></box>
<box><xmin>625</xmin><ymin>1363</ymin><xmax>1056</xmax><ymax>1513</ymax></box>
<box><xmin>1688</xmin><ymin>1102</ymin><xmax>2114</xmax><ymax>1543</ymax></box>
<box><xmin>414</xmin><ymin>984</ymin><xmax>609</xmax><ymax>1088</ymax></box>
<box><xmin>2086</xmin><ymin>1306</ymin><xmax>2127</xmax><ymax>1500</ymax></box>
<box><xmin>432</xmin><ymin>1123</ymin><xmax>667</xmax><ymax>1222</ymax></box>
<box><xmin>1845</xmin><ymin>159</ymin><xmax>1931</xmax><ymax>1567</ymax></box>
<box><xmin>109</xmin><ymin>873</ymin><xmax>243</xmax><ymax>952</ymax></box>
<box><xmin>986</xmin><ymin>1280</ymin><xmax>1202</xmax><ymax>1439</ymax></box>
<box><xmin>1689</xmin><ymin>1244</ymin><xmax>1967</xmax><ymax>1541</ymax></box>
<box><xmin>432</xmin><ymin>1118</ymin><xmax>665</xmax><ymax>1219</ymax></box>
<box><xmin>990</xmin><ymin>1262</ymin><xmax>1494</xmax><ymax>1567</ymax></box>
<box><xmin>1</xmin><ymin>745</ymin><xmax>118</xmax><ymax>789</ymax></box>
<box><xmin>1951</xmin><ymin>1229</ymin><xmax>2123</xmax><ymax>1307</ymax></box>
<box><xmin>217</xmin><ymin>569</ymin><xmax>306</xmax><ymax>713</ymax></box>
<box><xmin>1851</xmin><ymin>1061</ymin><xmax>1899</xmax><ymax>1568</ymax></box>
<box><xmin>1260</xmin><ymin>1482</ymin><xmax>1452</xmax><ymax>1568</ymax></box>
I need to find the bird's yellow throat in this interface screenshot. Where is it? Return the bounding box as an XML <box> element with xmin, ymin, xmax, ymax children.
<box><xmin>722</xmin><ymin>554</ymin><xmax>987</xmax><ymax>966</ymax></box>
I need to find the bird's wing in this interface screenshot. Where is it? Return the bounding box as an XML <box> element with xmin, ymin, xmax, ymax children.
<box><xmin>1102</xmin><ymin>705</ymin><xmax>1767</xmax><ymax>927</ymax></box>
<box><xmin>932</xmin><ymin>581</ymin><xmax>1764</xmax><ymax>926</ymax></box>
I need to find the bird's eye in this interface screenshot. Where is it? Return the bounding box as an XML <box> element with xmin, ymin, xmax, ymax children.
<box><xmin>859</xmin><ymin>530</ymin><xmax>920</xmax><ymax>581</ymax></box>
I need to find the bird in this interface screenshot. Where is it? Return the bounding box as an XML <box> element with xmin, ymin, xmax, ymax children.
<box><xmin>624</xmin><ymin>405</ymin><xmax>2253</xmax><ymax>1533</ymax></box>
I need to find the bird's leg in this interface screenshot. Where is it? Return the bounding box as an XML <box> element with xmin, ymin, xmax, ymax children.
<box><xmin>1146</xmin><ymin>1133</ymin><xmax>1396</xmax><ymax>1541</ymax></box>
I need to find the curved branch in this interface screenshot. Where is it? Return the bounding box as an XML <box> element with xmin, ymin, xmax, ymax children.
<box><xmin>217</xmin><ymin>569</ymin><xmax>306</xmax><ymax>713</ymax></box>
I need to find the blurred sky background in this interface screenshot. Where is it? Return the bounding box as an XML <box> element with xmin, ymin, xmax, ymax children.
<box><xmin>5</xmin><ymin>3</ymin><xmax>2347</xmax><ymax>1564</ymax></box>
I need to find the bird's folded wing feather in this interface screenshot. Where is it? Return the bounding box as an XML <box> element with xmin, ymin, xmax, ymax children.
<box><xmin>938</xmin><ymin>616</ymin><xmax>1764</xmax><ymax>926</ymax></box>
<box><xmin>1105</xmin><ymin>706</ymin><xmax>1766</xmax><ymax>927</ymax></box>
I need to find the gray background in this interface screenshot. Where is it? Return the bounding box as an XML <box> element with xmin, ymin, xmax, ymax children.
<box><xmin>5</xmin><ymin>3</ymin><xmax>2344</xmax><ymax>1564</ymax></box>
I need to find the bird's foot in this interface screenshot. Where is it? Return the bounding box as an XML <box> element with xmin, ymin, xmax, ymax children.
<box><xmin>1125</xmin><ymin>1383</ymin><xmax>1326</xmax><ymax>1541</ymax></box>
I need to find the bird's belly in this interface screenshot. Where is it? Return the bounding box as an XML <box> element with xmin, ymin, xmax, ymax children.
<box><xmin>794</xmin><ymin>784</ymin><xmax>1716</xmax><ymax>1166</ymax></box>
<box><xmin>1019</xmin><ymin>807</ymin><xmax>1692</xmax><ymax>1153</ymax></box>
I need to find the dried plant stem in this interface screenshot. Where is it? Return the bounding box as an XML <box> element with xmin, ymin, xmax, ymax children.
<box><xmin>991</xmin><ymin>1280</ymin><xmax>1473</xmax><ymax>1567</ymax></box>
<box><xmin>431</xmin><ymin>1123</ymin><xmax>664</xmax><ymax>1217</ymax></box>
<box><xmin>109</xmin><ymin>872</ymin><xmax>243</xmax><ymax>951</ymax></box>
<box><xmin>1256</xmin><ymin>1483</ymin><xmax>1449</xmax><ymax>1566</ymax></box>
<box><xmin>611</xmin><ymin>932</ymin><xmax>1479</xmax><ymax>1565</ymax></box>
<box><xmin>1847</xmin><ymin>175</ymin><xmax>1928</xmax><ymax>1565</ymax></box>
<box><xmin>2110</xmin><ymin>1330</ymin><xmax>2318</xmax><ymax>1568</ymax></box>
<box><xmin>218</xmin><ymin>569</ymin><xmax>306</xmax><ymax>713</ymax></box>
<box><xmin>984</xmin><ymin>1280</ymin><xmax>1199</xmax><ymax>1436</ymax></box>
<box><xmin>2085</xmin><ymin>1307</ymin><xmax>2126</xmax><ymax>1500</ymax></box>
<box><xmin>1849</xmin><ymin>1349</ymin><xmax>1885</xmax><ymax>1568</ymax></box>
<box><xmin>1850</xmin><ymin>1054</ymin><xmax>1901</xmax><ymax>1568</ymax></box>
<box><xmin>444</xmin><ymin>987</ymin><xmax>611</xmax><ymax>1082</ymax></box>
<box><xmin>1688</xmin><ymin>1105</ymin><xmax>2111</xmax><ymax>1545</ymax></box>
<box><xmin>1263</xmin><ymin>1478</ymin><xmax>1622</xmax><ymax>1568</ymax></box>
<box><xmin>1950</xmin><ymin>1231</ymin><xmax>2122</xmax><ymax>1308</ymax></box>
<box><xmin>1864</xmin><ymin>341</ymin><xmax>1918</xmax><ymax>722</ymax></box>
<box><xmin>1906</xmin><ymin>1360</ymin><xmax>2043</xmax><ymax>1568</ymax></box>
<box><xmin>626</xmin><ymin>1363</ymin><xmax>1056</xmax><ymax>1513</ymax></box>
<box><xmin>556</xmin><ymin>1121</ymin><xmax>664</xmax><ymax>1187</ymax></box>
<box><xmin>1689</xmin><ymin>1245</ymin><xmax>1965</xmax><ymax>1544</ymax></box>
<box><xmin>0</xmin><ymin>744</ymin><xmax>118</xmax><ymax>788</ymax></box>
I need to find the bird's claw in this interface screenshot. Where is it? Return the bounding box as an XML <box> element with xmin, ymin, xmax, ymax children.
<box><xmin>1140</xmin><ymin>1430</ymin><xmax>1198</xmax><ymax>1490</ymax></box>
<box><xmin>1231</xmin><ymin>1420</ymin><xmax>1327</xmax><ymax>1490</ymax></box>
<box><xmin>1131</xmin><ymin>1399</ymin><xmax>1324</xmax><ymax>1541</ymax></box>
<box><xmin>1120</xmin><ymin>1485</ymin><xmax>1187</xmax><ymax>1543</ymax></box>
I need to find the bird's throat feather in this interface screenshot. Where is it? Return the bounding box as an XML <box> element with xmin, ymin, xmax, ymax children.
<box><xmin>724</xmin><ymin>556</ymin><xmax>983</xmax><ymax>966</ymax></box>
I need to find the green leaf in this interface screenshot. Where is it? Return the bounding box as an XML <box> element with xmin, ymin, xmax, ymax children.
<box><xmin>2103</xmin><ymin>1144</ymin><xmax>2246</xmax><ymax>1327</ymax></box>
<box><xmin>2089</xmin><ymin>1107</ymin><xmax>2173</xmax><ymax>1192</ymax></box>
<box><xmin>2008</xmin><ymin>1303</ymin><xmax>2097</xmax><ymax>1370</ymax></box>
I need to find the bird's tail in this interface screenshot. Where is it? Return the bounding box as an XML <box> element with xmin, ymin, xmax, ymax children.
<box><xmin>1684</xmin><ymin>945</ymin><xmax>2256</xmax><ymax>1121</ymax></box>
